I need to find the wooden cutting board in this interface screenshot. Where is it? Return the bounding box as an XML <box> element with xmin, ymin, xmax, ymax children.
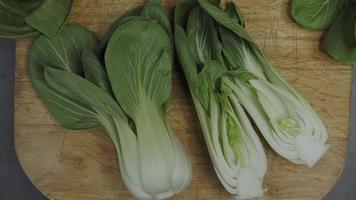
<box><xmin>14</xmin><ymin>0</ymin><xmax>351</xmax><ymax>199</ymax></box>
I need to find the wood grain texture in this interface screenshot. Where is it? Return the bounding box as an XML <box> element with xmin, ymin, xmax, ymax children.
<box><xmin>14</xmin><ymin>0</ymin><xmax>351</xmax><ymax>199</ymax></box>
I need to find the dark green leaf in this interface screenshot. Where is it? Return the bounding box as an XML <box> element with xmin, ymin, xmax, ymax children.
<box><xmin>29</xmin><ymin>26</ymin><xmax>100</xmax><ymax>130</ymax></box>
<box><xmin>174</xmin><ymin>25</ymin><xmax>199</xmax><ymax>85</ymax></box>
<box><xmin>101</xmin><ymin>1</ymin><xmax>171</xmax><ymax>54</ymax></box>
<box><xmin>291</xmin><ymin>0</ymin><xmax>346</xmax><ymax>30</ymax></box>
<box><xmin>29</xmin><ymin>25</ymin><xmax>97</xmax><ymax>74</ymax></box>
<box><xmin>0</xmin><ymin>0</ymin><xmax>72</xmax><ymax>38</ymax></box>
<box><xmin>175</xmin><ymin>0</ymin><xmax>198</xmax><ymax>27</ymax></box>
<box><xmin>354</xmin><ymin>18</ymin><xmax>356</xmax><ymax>43</ymax></box>
<box><xmin>82</xmin><ymin>49</ymin><xmax>111</xmax><ymax>92</ymax></box>
<box><xmin>186</xmin><ymin>6</ymin><xmax>218</xmax><ymax>64</ymax></box>
<box><xmin>98</xmin><ymin>6</ymin><xmax>143</xmax><ymax>58</ymax></box>
<box><xmin>31</xmin><ymin>63</ymin><xmax>100</xmax><ymax>130</ymax></box>
<box><xmin>0</xmin><ymin>6</ymin><xmax>25</xmax><ymax>26</ymax></box>
<box><xmin>322</xmin><ymin>2</ymin><xmax>356</xmax><ymax>64</ymax></box>
<box><xmin>105</xmin><ymin>17</ymin><xmax>172</xmax><ymax>118</ymax></box>
<box><xmin>195</xmin><ymin>60</ymin><xmax>227</xmax><ymax>109</ymax></box>
<box><xmin>0</xmin><ymin>24</ymin><xmax>37</xmax><ymax>38</ymax></box>
<box><xmin>0</xmin><ymin>5</ymin><xmax>38</xmax><ymax>38</ymax></box>
<box><xmin>0</xmin><ymin>0</ymin><xmax>28</xmax><ymax>17</ymax></box>
<box><xmin>218</xmin><ymin>25</ymin><xmax>268</xmax><ymax>80</ymax></box>
<box><xmin>195</xmin><ymin>72</ymin><xmax>210</xmax><ymax>109</ymax></box>
<box><xmin>19</xmin><ymin>0</ymin><xmax>44</xmax><ymax>12</ymax></box>
<box><xmin>44</xmin><ymin>67</ymin><xmax>126</xmax><ymax>121</ymax></box>
<box><xmin>224</xmin><ymin>2</ymin><xmax>245</xmax><ymax>27</ymax></box>
<box><xmin>141</xmin><ymin>1</ymin><xmax>172</xmax><ymax>39</ymax></box>
<box><xmin>0</xmin><ymin>0</ymin><xmax>44</xmax><ymax>38</ymax></box>
<box><xmin>1</xmin><ymin>0</ymin><xmax>44</xmax><ymax>15</ymax></box>
<box><xmin>204</xmin><ymin>59</ymin><xmax>227</xmax><ymax>83</ymax></box>
<box><xmin>198</xmin><ymin>0</ymin><xmax>255</xmax><ymax>44</ymax></box>
<box><xmin>25</xmin><ymin>0</ymin><xmax>73</xmax><ymax>37</ymax></box>
<box><xmin>218</xmin><ymin>26</ymin><xmax>248</xmax><ymax>70</ymax></box>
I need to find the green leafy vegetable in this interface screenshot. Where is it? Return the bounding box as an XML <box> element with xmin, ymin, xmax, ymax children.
<box><xmin>175</xmin><ymin>1</ymin><xmax>329</xmax><ymax>198</ymax></box>
<box><xmin>29</xmin><ymin>1</ymin><xmax>192</xmax><ymax>199</ymax></box>
<box><xmin>105</xmin><ymin>18</ymin><xmax>172</xmax><ymax>118</ymax></box>
<box><xmin>82</xmin><ymin>49</ymin><xmax>111</xmax><ymax>92</ymax></box>
<box><xmin>98</xmin><ymin>5</ymin><xmax>144</xmax><ymax>57</ymax></box>
<box><xmin>322</xmin><ymin>1</ymin><xmax>356</xmax><ymax>65</ymax></box>
<box><xmin>175</xmin><ymin>1</ymin><xmax>267</xmax><ymax>199</ymax></box>
<box><xmin>0</xmin><ymin>0</ymin><xmax>73</xmax><ymax>38</ymax></box>
<box><xmin>29</xmin><ymin>25</ymin><xmax>100</xmax><ymax>130</ymax></box>
<box><xmin>201</xmin><ymin>0</ymin><xmax>329</xmax><ymax>167</ymax></box>
<box><xmin>290</xmin><ymin>0</ymin><xmax>356</xmax><ymax>65</ymax></box>
<box><xmin>291</xmin><ymin>0</ymin><xmax>346</xmax><ymax>30</ymax></box>
<box><xmin>98</xmin><ymin>0</ymin><xmax>173</xmax><ymax>60</ymax></box>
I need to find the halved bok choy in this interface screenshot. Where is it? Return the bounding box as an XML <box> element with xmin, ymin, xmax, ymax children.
<box><xmin>196</xmin><ymin>0</ymin><xmax>328</xmax><ymax>167</ymax></box>
<box><xmin>175</xmin><ymin>0</ymin><xmax>267</xmax><ymax>199</ymax></box>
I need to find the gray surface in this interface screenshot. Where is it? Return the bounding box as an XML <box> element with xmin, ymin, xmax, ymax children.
<box><xmin>0</xmin><ymin>39</ymin><xmax>48</xmax><ymax>200</ymax></box>
<box><xmin>323</xmin><ymin>67</ymin><xmax>356</xmax><ymax>200</ymax></box>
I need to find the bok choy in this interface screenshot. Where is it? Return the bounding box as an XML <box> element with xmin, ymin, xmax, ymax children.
<box><xmin>322</xmin><ymin>1</ymin><xmax>356</xmax><ymax>65</ymax></box>
<box><xmin>175</xmin><ymin>0</ymin><xmax>267</xmax><ymax>199</ymax></box>
<box><xmin>0</xmin><ymin>0</ymin><xmax>73</xmax><ymax>38</ymax></box>
<box><xmin>199</xmin><ymin>0</ymin><xmax>328</xmax><ymax>167</ymax></box>
<box><xmin>175</xmin><ymin>1</ymin><xmax>328</xmax><ymax>197</ymax></box>
<box><xmin>291</xmin><ymin>0</ymin><xmax>356</xmax><ymax>65</ymax></box>
<box><xmin>29</xmin><ymin>1</ymin><xmax>192</xmax><ymax>199</ymax></box>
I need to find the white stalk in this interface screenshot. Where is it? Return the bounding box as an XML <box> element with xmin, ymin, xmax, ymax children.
<box><xmin>223</xmin><ymin>55</ymin><xmax>329</xmax><ymax>167</ymax></box>
<box><xmin>189</xmin><ymin>82</ymin><xmax>266</xmax><ymax>199</ymax></box>
<box><xmin>97</xmin><ymin>99</ymin><xmax>192</xmax><ymax>200</ymax></box>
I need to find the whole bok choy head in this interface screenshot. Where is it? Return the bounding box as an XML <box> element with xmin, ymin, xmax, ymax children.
<box><xmin>28</xmin><ymin>1</ymin><xmax>192</xmax><ymax>199</ymax></box>
<box><xmin>0</xmin><ymin>0</ymin><xmax>73</xmax><ymax>38</ymax></box>
<box><xmin>175</xmin><ymin>0</ymin><xmax>267</xmax><ymax>199</ymax></box>
<box><xmin>194</xmin><ymin>0</ymin><xmax>328</xmax><ymax>167</ymax></box>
